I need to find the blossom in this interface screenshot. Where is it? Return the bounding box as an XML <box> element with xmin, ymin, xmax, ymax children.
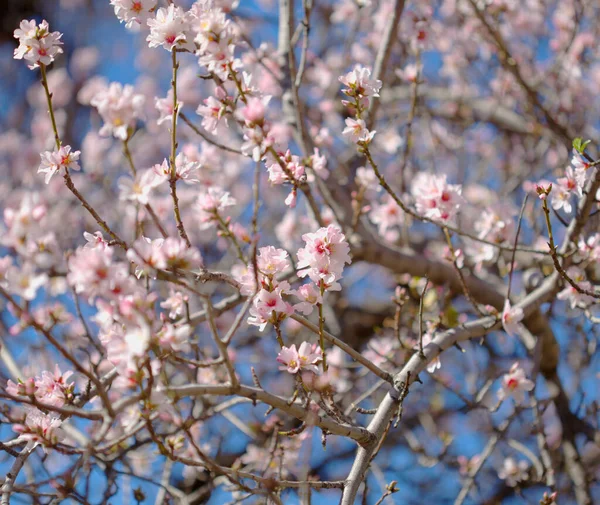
<box><xmin>161</xmin><ymin>289</ymin><xmax>188</xmax><ymax>319</ymax></box>
<box><xmin>83</xmin><ymin>231</ymin><xmax>108</xmax><ymax>249</ymax></box>
<box><xmin>33</xmin><ymin>365</ymin><xmax>75</xmax><ymax>407</ymax></box>
<box><xmin>152</xmin><ymin>154</ymin><xmax>201</xmax><ymax>185</ymax></box>
<box><xmin>13</xmin><ymin>20</ymin><xmax>63</xmax><ymax>69</ymax></box>
<box><xmin>551</xmin><ymin>166</ymin><xmax>583</xmax><ymax>214</ymax></box>
<box><xmin>241</xmin><ymin>124</ymin><xmax>274</xmax><ymax>162</ymax></box>
<box><xmin>411</xmin><ymin>172</ymin><xmax>463</xmax><ymax>223</ymax></box>
<box><xmin>241</xmin><ymin>97</ymin><xmax>270</xmax><ymax>126</ymax></box>
<box><xmin>256</xmin><ymin>246</ymin><xmax>290</xmax><ymax>276</ymax></box>
<box><xmin>5</xmin><ymin>264</ymin><xmax>48</xmax><ymax>301</ymax></box>
<box><xmin>339</xmin><ymin>65</ymin><xmax>382</xmax><ymax>109</ymax></box>
<box><xmin>192</xmin><ymin>5</ymin><xmax>241</xmax><ymax>77</ymax></box>
<box><xmin>342</xmin><ymin>118</ymin><xmax>376</xmax><ymax>144</ymax></box>
<box><xmin>369</xmin><ymin>195</ymin><xmax>407</xmax><ymax>239</ymax></box>
<box><xmin>196</xmin><ymin>187</ymin><xmax>237</xmax><ymax>229</ymax></box>
<box><xmin>557</xmin><ymin>266</ymin><xmax>595</xmax><ymax>308</ymax></box>
<box><xmin>364</xmin><ymin>336</ymin><xmax>400</xmax><ymax>368</ymax></box>
<box><xmin>146</xmin><ymin>4</ymin><xmax>194</xmax><ymax>52</ymax></box>
<box><xmin>90</xmin><ymin>82</ymin><xmax>145</xmax><ymax>140</ymax></box>
<box><xmin>266</xmin><ymin>150</ymin><xmax>305</xmax><ymax>186</ymax></box>
<box><xmin>38</xmin><ymin>145</ymin><xmax>81</xmax><ymax>184</ymax></box>
<box><xmin>355</xmin><ymin>166</ymin><xmax>381</xmax><ymax>194</ymax></box>
<box><xmin>498</xmin><ymin>457</ymin><xmax>529</xmax><ymax>487</ymax></box>
<box><xmin>501</xmin><ymin>300</ymin><xmax>524</xmax><ymax>338</ymax></box>
<box><xmin>155</xmin><ymin>89</ymin><xmax>183</xmax><ymax>126</ymax></box>
<box><xmin>196</xmin><ymin>87</ymin><xmax>230</xmax><ymax>133</ymax></box>
<box><xmin>497</xmin><ymin>362</ymin><xmax>534</xmax><ymax>404</ymax></box>
<box><xmin>13</xmin><ymin>409</ymin><xmax>65</xmax><ymax>452</ymax></box>
<box><xmin>158</xmin><ymin>322</ymin><xmax>192</xmax><ymax>352</ymax></box>
<box><xmin>67</xmin><ymin>245</ymin><xmax>128</xmax><ymax>300</ymax></box>
<box><xmin>197</xmin><ymin>40</ymin><xmax>241</xmax><ymax>80</ymax></box>
<box><xmin>292</xmin><ymin>283</ymin><xmax>323</xmax><ymax>315</ymax></box>
<box><xmin>110</xmin><ymin>0</ymin><xmax>155</xmax><ymax>30</ymax></box>
<box><xmin>296</xmin><ymin>225</ymin><xmax>352</xmax><ymax>290</ymax></box>
<box><xmin>570</xmin><ymin>148</ymin><xmax>591</xmax><ymax>173</ymax></box>
<box><xmin>127</xmin><ymin>236</ymin><xmax>166</xmax><ymax>277</ymax></box>
<box><xmin>118</xmin><ymin>169</ymin><xmax>161</xmax><ymax>205</ymax></box>
<box><xmin>277</xmin><ymin>342</ymin><xmax>322</xmax><ymax>374</ymax></box>
<box><xmin>247</xmin><ymin>288</ymin><xmax>294</xmax><ymax>331</ymax></box>
<box><xmin>162</xmin><ymin>237</ymin><xmax>203</xmax><ymax>271</ymax></box>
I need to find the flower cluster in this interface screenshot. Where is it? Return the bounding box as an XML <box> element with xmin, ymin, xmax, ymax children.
<box><xmin>196</xmin><ymin>86</ymin><xmax>231</xmax><ymax>133</ymax></box>
<box><xmin>90</xmin><ymin>82</ymin><xmax>146</xmax><ymax>140</ymax></box>
<box><xmin>265</xmin><ymin>149</ymin><xmax>307</xmax><ymax>207</ymax></box>
<box><xmin>111</xmin><ymin>0</ymin><xmax>155</xmax><ymax>30</ymax></box>
<box><xmin>240</xmin><ymin>97</ymin><xmax>274</xmax><ymax>162</ymax></box>
<box><xmin>339</xmin><ymin>65</ymin><xmax>382</xmax><ymax>112</ymax></box>
<box><xmin>195</xmin><ymin>186</ymin><xmax>237</xmax><ymax>230</ymax></box>
<box><xmin>14</xmin><ymin>20</ymin><xmax>63</xmax><ymax>69</ymax></box>
<box><xmin>339</xmin><ymin>66</ymin><xmax>380</xmax><ymax>145</ymax></box>
<box><xmin>7</xmin><ymin>365</ymin><xmax>74</xmax><ymax>407</ymax></box>
<box><xmin>13</xmin><ymin>409</ymin><xmax>65</xmax><ymax>452</ymax></box>
<box><xmin>277</xmin><ymin>342</ymin><xmax>323</xmax><ymax>374</ymax></box>
<box><xmin>297</xmin><ymin>225</ymin><xmax>352</xmax><ymax>291</ymax></box>
<box><xmin>147</xmin><ymin>4</ymin><xmax>195</xmax><ymax>52</ymax></box>
<box><xmin>411</xmin><ymin>173</ymin><xmax>463</xmax><ymax>223</ymax></box>
<box><xmin>243</xmin><ymin>247</ymin><xmax>295</xmax><ymax>331</ymax></box>
<box><xmin>127</xmin><ymin>236</ymin><xmax>203</xmax><ymax>276</ymax></box>
<box><xmin>192</xmin><ymin>2</ymin><xmax>241</xmax><ymax>79</ymax></box>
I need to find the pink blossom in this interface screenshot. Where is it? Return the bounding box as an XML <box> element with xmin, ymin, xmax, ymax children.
<box><xmin>146</xmin><ymin>4</ymin><xmax>194</xmax><ymax>52</ymax></box>
<box><xmin>196</xmin><ymin>187</ymin><xmax>237</xmax><ymax>229</ymax></box>
<box><xmin>38</xmin><ymin>145</ymin><xmax>81</xmax><ymax>184</ymax></box>
<box><xmin>91</xmin><ymin>82</ymin><xmax>145</xmax><ymax>140</ymax></box>
<box><xmin>152</xmin><ymin>154</ymin><xmax>201</xmax><ymax>185</ymax></box>
<box><xmin>411</xmin><ymin>172</ymin><xmax>463</xmax><ymax>223</ymax></box>
<box><xmin>34</xmin><ymin>365</ymin><xmax>74</xmax><ymax>407</ymax></box>
<box><xmin>292</xmin><ymin>283</ymin><xmax>323</xmax><ymax>315</ymax></box>
<box><xmin>5</xmin><ymin>263</ymin><xmax>48</xmax><ymax>301</ymax></box>
<box><xmin>83</xmin><ymin>231</ymin><xmax>108</xmax><ymax>250</ymax></box>
<box><xmin>557</xmin><ymin>267</ymin><xmax>595</xmax><ymax>308</ymax></box>
<box><xmin>266</xmin><ymin>150</ymin><xmax>306</xmax><ymax>186</ymax></box>
<box><xmin>501</xmin><ymin>300</ymin><xmax>524</xmax><ymax>338</ymax></box>
<box><xmin>161</xmin><ymin>289</ymin><xmax>188</xmax><ymax>319</ymax></box>
<box><xmin>162</xmin><ymin>237</ymin><xmax>203</xmax><ymax>271</ymax></box>
<box><xmin>248</xmin><ymin>288</ymin><xmax>294</xmax><ymax>331</ymax></box>
<box><xmin>158</xmin><ymin>322</ymin><xmax>192</xmax><ymax>352</ymax></box>
<box><xmin>342</xmin><ymin>118</ymin><xmax>376</xmax><ymax>144</ymax></box>
<box><xmin>127</xmin><ymin>236</ymin><xmax>167</xmax><ymax>277</ymax></box>
<box><xmin>370</xmin><ymin>195</ymin><xmax>407</xmax><ymax>239</ymax></box>
<box><xmin>118</xmin><ymin>169</ymin><xmax>161</xmax><ymax>205</ymax></box>
<box><xmin>155</xmin><ymin>89</ymin><xmax>183</xmax><ymax>126</ymax></box>
<box><xmin>6</xmin><ymin>377</ymin><xmax>37</xmax><ymax>397</ymax></box>
<box><xmin>13</xmin><ymin>409</ymin><xmax>65</xmax><ymax>452</ymax></box>
<box><xmin>498</xmin><ymin>363</ymin><xmax>534</xmax><ymax>404</ymax></box>
<box><xmin>241</xmin><ymin>97</ymin><xmax>270</xmax><ymax>126</ymax></box>
<box><xmin>296</xmin><ymin>225</ymin><xmax>352</xmax><ymax>290</ymax></box>
<box><xmin>339</xmin><ymin>65</ymin><xmax>382</xmax><ymax>109</ymax></box>
<box><xmin>196</xmin><ymin>88</ymin><xmax>230</xmax><ymax>133</ymax></box>
<box><xmin>551</xmin><ymin>166</ymin><xmax>583</xmax><ymax>213</ymax></box>
<box><xmin>110</xmin><ymin>0</ymin><xmax>155</xmax><ymax>30</ymax></box>
<box><xmin>13</xmin><ymin>20</ymin><xmax>63</xmax><ymax>69</ymax></box>
<box><xmin>277</xmin><ymin>342</ymin><xmax>322</xmax><ymax>374</ymax></box>
<box><xmin>256</xmin><ymin>246</ymin><xmax>291</xmax><ymax>276</ymax></box>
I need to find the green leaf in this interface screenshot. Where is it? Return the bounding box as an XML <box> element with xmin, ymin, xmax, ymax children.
<box><xmin>572</xmin><ymin>137</ymin><xmax>591</xmax><ymax>154</ymax></box>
